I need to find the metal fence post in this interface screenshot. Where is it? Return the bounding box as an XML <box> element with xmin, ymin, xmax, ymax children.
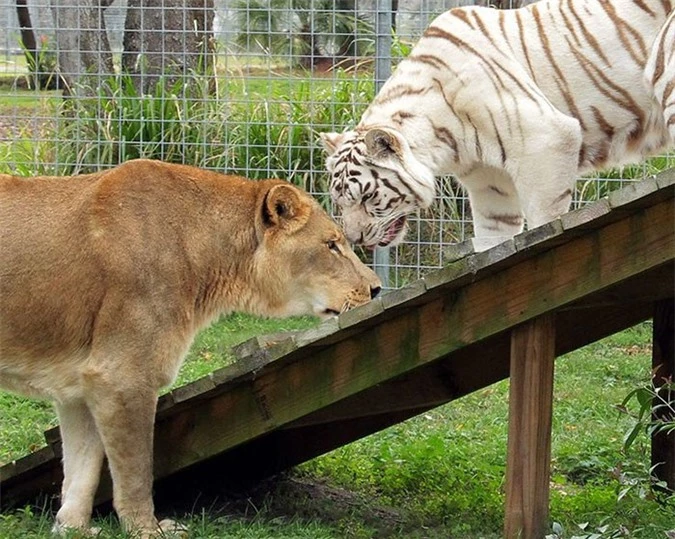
<box><xmin>374</xmin><ymin>0</ymin><xmax>393</xmax><ymax>288</ymax></box>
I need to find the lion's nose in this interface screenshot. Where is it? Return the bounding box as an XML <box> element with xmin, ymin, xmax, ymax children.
<box><xmin>370</xmin><ymin>285</ymin><xmax>381</xmax><ymax>299</ymax></box>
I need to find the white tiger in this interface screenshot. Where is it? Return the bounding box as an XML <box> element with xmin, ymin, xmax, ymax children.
<box><xmin>321</xmin><ymin>0</ymin><xmax>675</xmax><ymax>251</ymax></box>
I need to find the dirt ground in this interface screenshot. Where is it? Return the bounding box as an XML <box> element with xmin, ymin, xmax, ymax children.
<box><xmin>0</xmin><ymin>106</ymin><xmax>48</xmax><ymax>142</ymax></box>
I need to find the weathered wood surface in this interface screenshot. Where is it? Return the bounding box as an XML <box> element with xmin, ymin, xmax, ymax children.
<box><xmin>504</xmin><ymin>315</ymin><xmax>556</xmax><ymax>539</ymax></box>
<box><xmin>1</xmin><ymin>172</ymin><xmax>674</xmax><ymax>509</ymax></box>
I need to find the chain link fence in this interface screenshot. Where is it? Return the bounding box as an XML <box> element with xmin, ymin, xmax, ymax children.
<box><xmin>1</xmin><ymin>0</ymin><xmax>672</xmax><ymax>288</ymax></box>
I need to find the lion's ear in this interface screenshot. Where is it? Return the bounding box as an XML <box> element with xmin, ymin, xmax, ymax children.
<box><xmin>319</xmin><ymin>132</ymin><xmax>345</xmax><ymax>156</ymax></box>
<box><xmin>364</xmin><ymin>127</ymin><xmax>404</xmax><ymax>162</ymax></box>
<box><xmin>260</xmin><ymin>183</ymin><xmax>311</xmax><ymax>235</ymax></box>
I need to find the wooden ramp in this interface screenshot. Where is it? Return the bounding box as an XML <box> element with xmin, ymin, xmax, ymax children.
<box><xmin>1</xmin><ymin>170</ymin><xmax>674</xmax><ymax>538</ymax></box>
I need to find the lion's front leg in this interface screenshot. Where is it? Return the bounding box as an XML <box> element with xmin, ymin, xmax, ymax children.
<box><xmin>82</xmin><ymin>369</ymin><xmax>163</xmax><ymax>537</ymax></box>
<box><xmin>52</xmin><ymin>399</ymin><xmax>105</xmax><ymax>536</ymax></box>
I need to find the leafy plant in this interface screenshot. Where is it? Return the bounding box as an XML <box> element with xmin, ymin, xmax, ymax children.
<box><xmin>18</xmin><ymin>34</ymin><xmax>62</xmax><ymax>91</ymax></box>
<box><xmin>614</xmin><ymin>378</ymin><xmax>675</xmax><ymax>501</ymax></box>
<box><xmin>48</xmin><ymin>72</ymin><xmax>229</xmax><ymax>174</ymax></box>
<box><xmin>619</xmin><ymin>382</ymin><xmax>674</xmax><ymax>453</ymax></box>
<box><xmin>547</xmin><ymin>519</ymin><xmax>633</xmax><ymax>539</ymax></box>
<box><xmin>576</xmin><ymin>154</ymin><xmax>675</xmax><ymax>204</ymax></box>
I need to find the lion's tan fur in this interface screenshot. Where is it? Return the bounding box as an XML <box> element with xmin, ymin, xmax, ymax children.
<box><xmin>0</xmin><ymin>159</ymin><xmax>380</xmax><ymax>537</ymax></box>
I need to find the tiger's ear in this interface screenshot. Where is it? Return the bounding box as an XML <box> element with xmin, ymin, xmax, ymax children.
<box><xmin>364</xmin><ymin>127</ymin><xmax>405</xmax><ymax>161</ymax></box>
<box><xmin>319</xmin><ymin>132</ymin><xmax>345</xmax><ymax>156</ymax></box>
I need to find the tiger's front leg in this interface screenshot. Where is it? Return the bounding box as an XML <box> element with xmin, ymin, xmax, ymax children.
<box><xmin>509</xmin><ymin>113</ymin><xmax>582</xmax><ymax>232</ymax></box>
<box><xmin>462</xmin><ymin>106</ymin><xmax>582</xmax><ymax>252</ymax></box>
<box><xmin>460</xmin><ymin>166</ymin><xmax>525</xmax><ymax>252</ymax></box>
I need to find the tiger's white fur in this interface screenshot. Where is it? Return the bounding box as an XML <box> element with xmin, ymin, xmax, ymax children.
<box><xmin>321</xmin><ymin>0</ymin><xmax>675</xmax><ymax>251</ymax></box>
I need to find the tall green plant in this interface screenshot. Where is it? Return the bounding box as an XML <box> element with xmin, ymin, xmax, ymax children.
<box><xmin>51</xmin><ymin>73</ymin><xmax>229</xmax><ymax>174</ymax></box>
<box><xmin>619</xmin><ymin>381</ymin><xmax>675</xmax><ymax>455</ymax></box>
<box><xmin>23</xmin><ymin>72</ymin><xmax>374</xmax><ymax>185</ymax></box>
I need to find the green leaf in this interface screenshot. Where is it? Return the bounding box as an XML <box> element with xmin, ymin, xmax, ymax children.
<box><xmin>623</xmin><ymin>422</ymin><xmax>643</xmax><ymax>452</ymax></box>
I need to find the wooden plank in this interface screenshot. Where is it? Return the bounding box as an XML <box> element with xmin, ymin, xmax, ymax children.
<box><xmin>469</xmin><ymin>238</ymin><xmax>517</xmax><ymax>273</ymax></box>
<box><xmin>608</xmin><ymin>177</ymin><xmax>658</xmax><ymax>209</ymax></box>
<box><xmin>652</xmin><ymin>298</ymin><xmax>675</xmax><ymax>490</ymax></box>
<box><xmin>0</xmin><ymin>446</ymin><xmax>55</xmax><ymax>483</ymax></box>
<box><xmin>156</xmin><ymin>391</ymin><xmax>176</xmax><ymax>414</ymax></box>
<box><xmin>514</xmin><ymin>219</ymin><xmax>565</xmax><ymax>253</ymax></box>
<box><xmin>504</xmin><ymin>315</ymin><xmax>556</xmax><ymax>539</ymax></box>
<box><xmin>381</xmin><ymin>279</ymin><xmax>427</xmax><ymax>311</ymax></box>
<box><xmin>294</xmin><ymin>318</ymin><xmax>340</xmax><ymax>347</ymax></box>
<box><xmin>655</xmin><ymin>168</ymin><xmax>675</xmax><ymax>189</ymax></box>
<box><xmin>289</xmin><ymin>286</ymin><xmax>665</xmax><ymax>431</ymax></box>
<box><xmin>44</xmin><ymin>426</ymin><xmax>61</xmax><ymax>447</ymax></box>
<box><xmin>423</xmin><ymin>254</ymin><xmax>477</xmax><ymax>291</ymax></box>
<box><xmin>152</xmin><ymin>297</ymin><xmax>661</xmax><ymax>505</ymax></box>
<box><xmin>558</xmin><ymin>262</ymin><xmax>674</xmax><ymax>309</ymax></box>
<box><xmin>442</xmin><ymin>238</ymin><xmax>475</xmax><ymax>263</ymax></box>
<box><xmin>170</xmin><ymin>376</ymin><xmax>217</xmax><ymax>404</ymax></box>
<box><xmin>0</xmin><ymin>446</ymin><xmax>62</xmax><ymax>509</ymax></box>
<box><xmin>232</xmin><ymin>333</ymin><xmax>298</xmax><ymax>362</ymax></box>
<box><xmin>149</xmin><ymin>200</ymin><xmax>672</xmax><ymax>479</ymax></box>
<box><xmin>561</xmin><ymin>198</ymin><xmax>611</xmax><ymax>232</ymax></box>
<box><xmin>338</xmin><ymin>296</ymin><xmax>385</xmax><ymax>329</ymax></box>
<box><xmin>5</xmin><ymin>265</ymin><xmax>661</xmax><ymax>510</ymax></box>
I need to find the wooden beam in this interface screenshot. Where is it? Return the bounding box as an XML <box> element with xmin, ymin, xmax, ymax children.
<box><xmin>504</xmin><ymin>314</ymin><xmax>556</xmax><ymax>539</ymax></box>
<box><xmin>652</xmin><ymin>298</ymin><xmax>675</xmax><ymax>490</ymax></box>
<box><xmin>1</xmin><ymin>186</ymin><xmax>672</xmax><ymax>509</ymax></box>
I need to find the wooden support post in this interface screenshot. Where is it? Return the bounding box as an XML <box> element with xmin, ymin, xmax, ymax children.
<box><xmin>505</xmin><ymin>314</ymin><xmax>556</xmax><ymax>539</ymax></box>
<box><xmin>652</xmin><ymin>299</ymin><xmax>675</xmax><ymax>490</ymax></box>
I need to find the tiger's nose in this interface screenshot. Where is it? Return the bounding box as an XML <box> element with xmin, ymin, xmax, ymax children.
<box><xmin>370</xmin><ymin>285</ymin><xmax>381</xmax><ymax>299</ymax></box>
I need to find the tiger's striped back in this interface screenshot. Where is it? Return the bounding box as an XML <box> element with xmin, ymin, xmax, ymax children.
<box><xmin>645</xmin><ymin>8</ymin><xmax>675</xmax><ymax>140</ymax></box>
<box><xmin>321</xmin><ymin>0</ymin><xmax>674</xmax><ymax>251</ymax></box>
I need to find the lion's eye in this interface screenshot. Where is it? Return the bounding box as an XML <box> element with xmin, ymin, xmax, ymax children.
<box><xmin>327</xmin><ymin>240</ymin><xmax>341</xmax><ymax>253</ymax></box>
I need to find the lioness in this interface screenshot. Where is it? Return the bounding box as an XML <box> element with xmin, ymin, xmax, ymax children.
<box><xmin>0</xmin><ymin>159</ymin><xmax>381</xmax><ymax>538</ymax></box>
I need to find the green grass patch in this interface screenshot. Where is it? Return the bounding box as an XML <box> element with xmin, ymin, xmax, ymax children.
<box><xmin>0</xmin><ymin>71</ymin><xmax>373</xmax><ymax>181</ymax></box>
<box><xmin>1</xmin><ymin>321</ymin><xmax>673</xmax><ymax>538</ymax></box>
<box><xmin>173</xmin><ymin>312</ymin><xmax>318</xmax><ymax>387</ymax></box>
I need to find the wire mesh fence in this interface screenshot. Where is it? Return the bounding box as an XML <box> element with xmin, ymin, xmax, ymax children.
<box><xmin>1</xmin><ymin>0</ymin><xmax>672</xmax><ymax>288</ymax></box>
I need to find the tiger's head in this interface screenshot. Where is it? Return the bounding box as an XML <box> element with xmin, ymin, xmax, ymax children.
<box><xmin>320</xmin><ymin>126</ymin><xmax>436</xmax><ymax>248</ymax></box>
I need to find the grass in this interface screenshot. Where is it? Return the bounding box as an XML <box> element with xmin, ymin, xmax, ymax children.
<box><xmin>1</xmin><ymin>319</ymin><xmax>673</xmax><ymax>538</ymax></box>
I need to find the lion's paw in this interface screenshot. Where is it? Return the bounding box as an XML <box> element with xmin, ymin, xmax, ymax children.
<box><xmin>156</xmin><ymin>518</ymin><xmax>189</xmax><ymax>538</ymax></box>
<box><xmin>51</xmin><ymin>522</ymin><xmax>102</xmax><ymax>537</ymax></box>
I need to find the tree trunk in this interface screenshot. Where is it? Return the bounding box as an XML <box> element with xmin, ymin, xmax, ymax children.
<box><xmin>391</xmin><ymin>0</ymin><xmax>398</xmax><ymax>33</ymax></box>
<box><xmin>121</xmin><ymin>0</ymin><xmax>215</xmax><ymax>96</ymax></box>
<box><xmin>50</xmin><ymin>0</ymin><xmax>114</xmax><ymax>96</ymax></box>
<box><xmin>16</xmin><ymin>0</ymin><xmax>64</xmax><ymax>89</ymax></box>
<box><xmin>15</xmin><ymin>0</ymin><xmax>38</xmax><ymax>88</ymax></box>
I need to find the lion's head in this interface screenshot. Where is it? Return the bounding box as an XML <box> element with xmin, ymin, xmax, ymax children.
<box><xmin>251</xmin><ymin>181</ymin><xmax>382</xmax><ymax>319</ymax></box>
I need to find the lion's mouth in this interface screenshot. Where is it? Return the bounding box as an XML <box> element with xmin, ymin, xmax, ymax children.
<box><xmin>378</xmin><ymin>216</ymin><xmax>407</xmax><ymax>247</ymax></box>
